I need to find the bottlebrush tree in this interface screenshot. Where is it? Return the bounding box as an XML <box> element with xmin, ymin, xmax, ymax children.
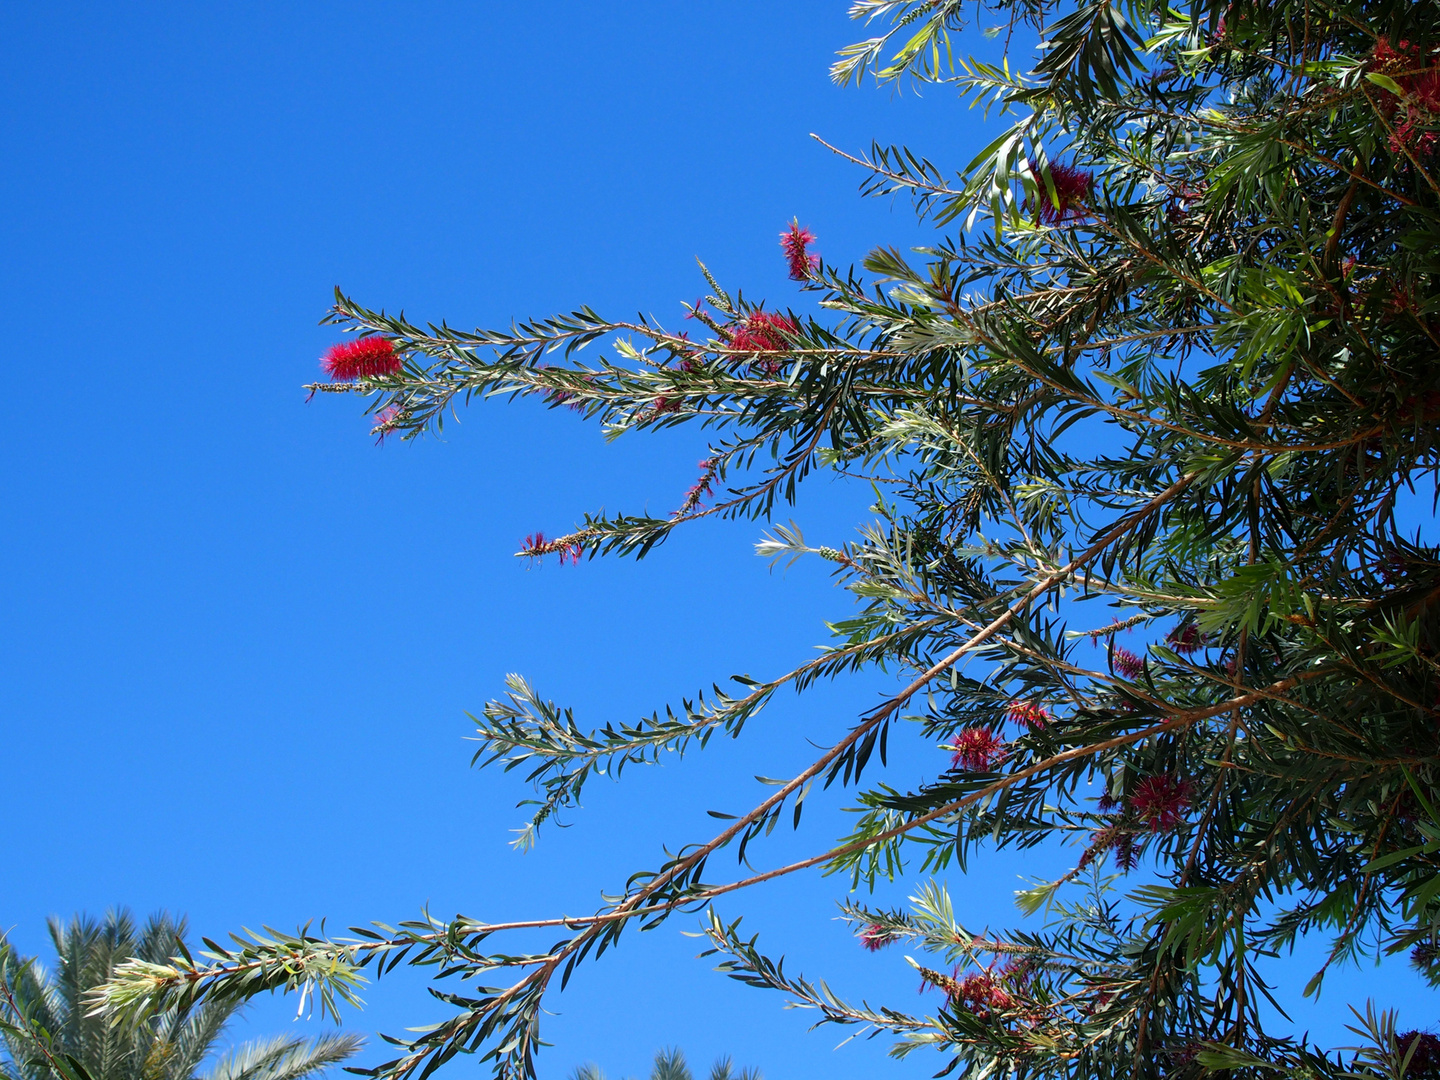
<box><xmin>89</xmin><ymin>2</ymin><xmax>1440</xmax><ymax>1080</ymax></box>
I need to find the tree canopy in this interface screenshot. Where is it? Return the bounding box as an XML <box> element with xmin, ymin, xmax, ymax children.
<box><xmin>91</xmin><ymin>1</ymin><xmax>1440</xmax><ymax>1079</ymax></box>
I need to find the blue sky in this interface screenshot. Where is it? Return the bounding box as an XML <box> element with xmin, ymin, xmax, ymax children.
<box><xmin>1</xmin><ymin>4</ymin><xmax>1434</xmax><ymax>1080</ymax></box>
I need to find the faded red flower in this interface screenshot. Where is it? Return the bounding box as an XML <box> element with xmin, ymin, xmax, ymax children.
<box><xmin>950</xmin><ymin>727</ymin><xmax>1007</xmax><ymax>771</ymax></box>
<box><xmin>1399</xmin><ymin>1032</ymin><xmax>1440</xmax><ymax>1078</ymax></box>
<box><xmin>535</xmin><ymin>366</ymin><xmax>593</xmax><ymax>412</ymax></box>
<box><xmin>675</xmin><ymin>457</ymin><xmax>719</xmax><ymax>517</ymax></box>
<box><xmin>543</xmin><ymin>385</ymin><xmax>583</xmax><ymax>412</ymax></box>
<box><xmin>371</xmin><ymin>405</ymin><xmax>400</xmax><ymax>445</ymax></box>
<box><xmin>1168</xmin><ymin>1044</ymin><xmax>1202</xmax><ymax>1068</ymax></box>
<box><xmin>322</xmin><ymin>337</ymin><xmax>401</xmax><ymax>381</ymax></box>
<box><xmin>653</xmin><ymin>396</ymin><xmax>682</xmax><ymax>414</ymax></box>
<box><xmin>1112</xmin><ymin>831</ymin><xmax>1139</xmax><ymax>870</ymax></box>
<box><xmin>1030</xmin><ymin>160</ymin><xmax>1093</xmax><ymax>224</ymax></box>
<box><xmin>1078</xmin><ymin>823</ymin><xmax>1138</xmax><ymax>872</ymax></box>
<box><xmin>1112</xmin><ymin>646</ymin><xmax>1145</xmax><ymax>679</ymax></box>
<box><xmin>1129</xmin><ymin>775</ymin><xmax>1192</xmax><ymax>832</ymax></box>
<box><xmin>1389</xmin><ymin>279</ymin><xmax>1423</xmax><ymax>319</ymax></box>
<box><xmin>1399</xmin><ymin>391</ymin><xmax>1440</xmax><ymax>423</ymax></box>
<box><xmin>1006</xmin><ymin>700</ymin><xmax>1049</xmax><ymax>729</ymax></box>
<box><xmin>781</xmin><ymin>220</ymin><xmax>820</xmax><ymax>281</ymax></box>
<box><xmin>521</xmin><ymin>532</ymin><xmax>584</xmax><ymax>566</ymax></box>
<box><xmin>671</xmin><ymin>331</ymin><xmax>704</xmax><ymax>373</ymax></box>
<box><xmin>860</xmin><ymin>924</ymin><xmax>894</xmax><ymax>951</ymax></box>
<box><xmin>951</xmin><ymin>970</ymin><xmax>1014</xmax><ymax>1018</ymax></box>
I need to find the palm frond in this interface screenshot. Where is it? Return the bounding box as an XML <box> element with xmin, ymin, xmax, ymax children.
<box><xmin>649</xmin><ymin>1049</ymin><xmax>689</xmax><ymax>1080</ymax></box>
<box><xmin>201</xmin><ymin>1033</ymin><xmax>362</xmax><ymax>1080</ymax></box>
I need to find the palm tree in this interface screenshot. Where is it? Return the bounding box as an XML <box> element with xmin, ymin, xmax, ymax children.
<box><xmin>570</xmin><ymin>1047</ymin><xmax>759</xmax><ymax>1080</ymax></box>
<box><xmin>0</xmin><ymin>911</ymin><xmax>361</xmax><ymax>1080</ymax></box>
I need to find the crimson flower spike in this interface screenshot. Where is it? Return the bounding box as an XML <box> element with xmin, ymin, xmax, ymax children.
<box><xmin>322</xmin><ymin>337</ymin><xmax>401</xmax><ymax>381</ymax></box>
<box><xmin>1029</xmin><ymin>160</ymin><xmax>1093</xmax><ymax>225</ymax></box>
<box><xmin>780</xmin><ymin>219</ymin><xmax>819</xmax><ymax>280</ymax></box>
<box><xmin>949</xmin><ymin>727</ymin><xmax>1007</xmax><ymax>771</ymax></box>
<box><xmin>1129</xmin><ymin>775</ymin><xmax>1193</xmax><ymax>832</ymax></box>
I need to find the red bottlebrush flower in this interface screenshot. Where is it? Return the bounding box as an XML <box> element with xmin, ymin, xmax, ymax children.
<box><xmin>1399</xmin><ymin>1032</ymin><xmax>1440</xmax><ymax>1078</ymax></box>
<box><xmin>950</xmin><ymin>727</ymin><xmax>1007</xmax><ymax>771</ymax></box>
<box><xmin>860</xmin><ymin>924</ymin><xmax>894</xmax><ymax>951</ymax></box>
<box><xmin>1030</xmin><ymin>160</ymin><xmax>1093</xmax><ymax>224</ymax></box>
<box><xmin>1391</xmin><ymin>116</ymin><xmax>1439</xmax><ymax>159</ymax></box>
<box><xmin>731</xmin><ymin>312</ymin><xmax>796</xmax><ymax>348</ymax></box>
<box><xmin>1111</xmin><ymin>645</ymin><xmax>1145</xmax><ymax>679</ymax></box>
<box><xmin>729</xmin><ymin>311</ymin><xmax>798</xmax><ymax>375</ymax></box>
<box><xmin>1165</xmin><ymin>623</ymin><xmax>1207</xmax><ymax>656</ymax></box>
<box><xmin>322</xmin><ymin>337</ymin><xmax>401</xmax><ymax>381</ymax></box>
<box><xmin>1129</xmin><ymin>775</ymin><xmax>1192</xmax><ymax>832</ymax></box>
<box><xmin>1415</xmin><ymin>71</ymin><xmax>1440</xmax><ymax>114</ymax></box>
<box><xmin>1096</xmin><ymin>791</ymin><xmax>1119</xmax><ymax>813</ymax></box>
<box><xmin>1372</xmin><ymin>38</ymin><xmax>1411</xmax><ymax>70</ymax></box>
<box><xmin>1006</xmin><ymin>700</ymin><xmax>1049</xmax><ymax>730</ymax></box>
<box><xmin>653</xmin><ymin>396</ymin><xmax>682</xmax><ymax>414</ymax></box>
<box><xmin>780</xmin><ymin>220</ymin><xmax>820</xmax><ymax>281</ymax></box>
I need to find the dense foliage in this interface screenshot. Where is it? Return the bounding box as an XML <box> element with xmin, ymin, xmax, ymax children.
<box><xmin>0</xmin><ymin>912</ymin><xmax>359</xmax><ymax>1080</ymax></box>
<box><xmin>90</xmin><ymin>1</ymin><xmax>1440</xmax><ymax>1079</ymax></box>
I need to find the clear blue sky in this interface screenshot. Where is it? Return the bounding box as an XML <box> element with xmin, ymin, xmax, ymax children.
<box><xmin>1</xmin><ymin>4</ymin><xmax>1433</xmax><ymax>1079</ymax></box>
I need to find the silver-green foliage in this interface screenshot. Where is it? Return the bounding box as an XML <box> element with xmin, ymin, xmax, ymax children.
<box><xmin>0</xmin><ymin>913</ymin><xmax>360</xmax><ymax>1080</ymax></box>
